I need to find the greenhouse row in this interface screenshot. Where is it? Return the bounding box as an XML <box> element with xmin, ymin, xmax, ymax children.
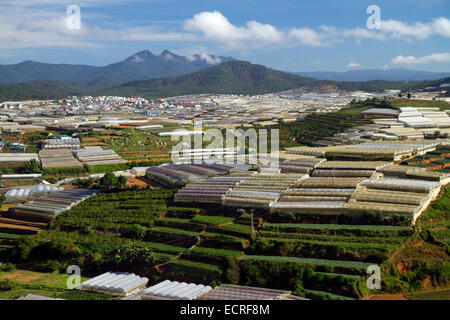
<box><xmin>279</xmin><ymin>158</ymin><xmax>325</xmax><ymax>174</ymax></box>
<box><xmin>285</xmin><ymin>140</ymin><xmax>449</xmax><ymax>162</ymax></box>
<box><xmin>269</xmin><ymin>174</ymin><xmax>358</xmax><ymax>214</ymax></box>
<box><xmin>39</xmin><ymin>149</ymin><xmax>83</xmax><ymax>169</ymax></box>
<box><xmin>81</xmin><ymin>272</ymin><xmax>149</xmax><ymax>296</ymax></box>
<box><xmin>222</xmin><ymin>174</ymin><xmax>306</xmax><ymax>208</ymax></box>
<box><xmin>4</xmin><ymin>186</ymin><xmax>64</xmax><ymax>202</ymax></box>
<box><xmin>146</xmin><ymin>163</ymin><xmax>235</xmax><ymax>187</ymax></box>
<box><xmin>174</xmin><ymin>176</ymin><xmax>250</xmax><ymax>204</ymax></box>
<box><xmin>74</xmin><ymin>147</ymin><xmax>127</xmax><ymax>166</ymax></box>
<box><xmin>11</xmin><ymin>188</ymin><xmax>98</xmax><ymax>220</ymax></box>
<box><xmin>142</xmin><ymin>280</ymin><xmax>212</xmax><ymax>300</ymax></box>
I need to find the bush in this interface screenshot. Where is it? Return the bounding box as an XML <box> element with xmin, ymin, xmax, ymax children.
<box><xmin>0</xmin><ymin>262</ymin><xmax>16</xmax><ymax>272</ymax></box>
<box><xmin>123</xmin><ymin>224</ymin><xmax>147</xmax><ymax>240</ymax></box>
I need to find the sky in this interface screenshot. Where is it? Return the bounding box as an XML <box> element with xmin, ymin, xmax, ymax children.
<box><xmin>0</xmin><ymin>0</ymin><xmax>449</xmax><ymax>72</ymax></box>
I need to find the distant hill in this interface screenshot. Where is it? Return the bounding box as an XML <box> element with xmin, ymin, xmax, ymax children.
<box><xmin>103</xmin><ymin>60</ymin><xmax>322</xmax><ymax>97</ymax></box>
<box><xmin>0</xmin><ymin>84</ymin><xmax>64</xmax><ymax>102</ymax></box>
<box><xmin>293</xmin><ymin>69</ymin><xmax>450</xmax><ymax>82</ymax></box>
<box><xmin>2</xmin><ymin>61</ymin><xmax>449</xmax><ymax>102</ymax></box>
<box><xmin>104</xmin><ymin>61</ymin><xmax>443</xmax><ymax>98</ymax></box>
<box><xmin>0</xmin><ymin>50</ymin><xmax>235</xmax><ymax>88</ymax></box>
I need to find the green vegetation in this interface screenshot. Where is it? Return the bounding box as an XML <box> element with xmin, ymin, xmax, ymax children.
<box><xmin>243</xmin><ymin>255</ymin><xmax>373</xmax><ymax>272</ymax></box>
<box><xmin>193</xmin><ymin>215</ymin><xmax>235</xmax><ymax>225</ymax></box>
<box><xmin>0</xmin><ymin>84</ymin><xmax>63</xmax><ymax>102</ymax></box>
<box><xmin>0</xmin><ymin>270</ymin><xmax>115</xmax><ymax>300</ymax></box>
<box><xmin>261</xmin><ymin>104</ymin><xmax>372</xmax><ymax>148</ymax></box>
<box><xmin>405</xmin><ymin>289</ymin><xmax>450</xmax><ymax>300</ymax></box>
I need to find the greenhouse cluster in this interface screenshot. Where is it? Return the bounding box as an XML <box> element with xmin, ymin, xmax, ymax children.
<box><xmin>11</xmin><ymin>188</ymin><xmax>98</xmax><ymax>221</ymax></box>
<box><xmin>81</xmin><ymin>272</ymin><xmax>149</xmax><ymax>296</ymax></box>
<box><xmin>4</xmin><ymin>186</ymin><xmax>64</xmax><ymax>202</ymax></box>
<box><xmin>142</xmin><ymin>280</ymin><xmax>212</xmax><ymax>300</ymax></box>
<box><xmin>74</xmin><ymin>147</ymin><xmax>127</xmax><ymax>166</ymax></box>
<box><xmin>174</xmin><ymin>175</ymin><xmax>251</xmax><ymax>204</ymax></box>
<box><xmin>146</xmin><ymin>163</ymin><xmax>236</xmax><ymax>187</ymax></box>
<box><xmin>222</xmin><ymin>174</ymin><xmax>307</xmax><ymax>208</ymax></box>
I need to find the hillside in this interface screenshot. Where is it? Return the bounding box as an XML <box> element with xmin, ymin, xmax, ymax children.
<box><xmin>0</xmin><ymin>50</ymin><xmax>234</xmax><ymax>88</ymax></box>
<box><xmin>294</xmin><ymin>69</ymin><xmax>450</xmax><ymax>82</ymax></box>
<box><xmin>0</xmin><ymin>84</ymin><xmax>64</xmax><ymax>102</ymax></box>
<box><xmin>104</xmin><ymin>61</ymin><xmax>322</xmax><ymax>97</ymax></box>
<box><xmin>2</xmin><ymin>62</ymin><xmax>449</xmax><ymax>101</ymax></box>
<box><xmin>104</xmin><ymin>61</ymin><xmax>450</xmax><ymax>98</ymax></box>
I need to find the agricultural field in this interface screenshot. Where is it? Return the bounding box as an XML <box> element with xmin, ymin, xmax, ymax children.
<box><xmin>97</xmin><ymin>129</ymin><xmax>174</xmax><ymax>162</ymax></box>
<box><xmin>0</xmin><ymin>269</ymin><xmax>115</xmax><ymax>300</ymax></box>
<box><xmin>390</xmin><ymin>99</ymin><xmax>450</xmax><ymax>111</ymax></box>
<box><xmin>1</xmin><ymin>184</ymin><xmax>449</xmax><ymax>300</ymax></box>
<box><xmin>260</xmin><ymin>105</ymin><xmax>372</xmax><ymax>148</ymax></box>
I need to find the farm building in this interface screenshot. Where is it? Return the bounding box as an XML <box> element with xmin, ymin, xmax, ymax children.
<box><xmin>199</xmin><ymin>284</ymin><xmax>308</xmax><ymax>300</ymax></box>
<box><xmin>10</xmin><ymin>188</ymin><xmax>98</xmax><ymax>221</ymax></box>
<box><xmin>141</xmin><ymin>280</ymin><xmax>212</xmax><ymax>300</ymax></box>
<box><xmin>4</xmin><ymin>186</ymin><xmax>64</xmax><ymax>202</ymax></box>
<box><xmin>222</xmin><ymin>173</ymin><xmax>307</xmax><ymax>209</ymax></box>
<box><xmin>74</xmin><ymin>147</ymin><xmax>127</xmax><ymax>166</ymax></box>
<box><xmin>39</xmin><ymin>149</ymin><xmax>83</xmax><ymax>169</ymax></box>
<box><xmin>174</xmin><ymin>175</ymin><xmax>251</xmax><ymax>204</ymax></box>
<box><xmin>361</xmin><ymin>108</ymin><xmax>400</xmax><ymax>117</ymax></box>
<box><xmin>81</xmin><ymin>272</ymin><xmax>149</xmax><ymax>296</ymax></box>
<box><xmin>170</xmin><ymin>148</ymin><xmax>237</xmax><ymax>163</ymax></box>
<box><xmin>270</xmin><ymin>176</ymin><xmax>365</xmax><ymax>215</ymax></box>
<box><xmin>0</xmin><ymin>153</ymin><xmax>39</xmax><ymax>164</ymax></box>
<box><xmin>146</xmin><ymin>163</ymin><xmax>236</xmax><ymax>187</ymax></box>
<box><xmin>346</xmin><ymin>165</ymin><xmax>450</xmax><ymax>224</ymax></box>
<box><xmin>137</xmin><ymin>281</ymin><xmax>308</xmax><ymax>300</ymax></box>
<box><xmin>397</xmin><ymin>107</ymin><xmax>450</xmax><ymax>128</ymax></box>
<box><xmin>43</xmin><ymin>138</ymin><xmax>81</xmax><ymax>150</ymax></box>
<box><xmin>1</xmin><ymin>174</ymin><xmax>42</xmax><ymax>181</ymax></box>
<box><xmin>285</xmin><ymin>140</ymin><xmax>448</xmax><ymax>162</ymax></box>
<box><xmin>158</xmin><ymin>130</ymin><xmax>204</xmax><ymax>137</ymax></box>
<box><xmin>279</xmin><ymin>158</ymin><xmax>325</xmax><ymax>174</ymax></box>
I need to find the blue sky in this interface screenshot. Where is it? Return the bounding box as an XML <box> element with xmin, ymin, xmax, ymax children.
<box><xmin>0</xmin><ymin>0</ymin><xmax>449</xmax><ymax>72</ymax></box>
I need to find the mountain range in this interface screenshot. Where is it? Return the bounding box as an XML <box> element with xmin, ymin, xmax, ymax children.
<box><xmin>293</xmin><ymin>69</ymin><xmax>450</xmax><ymax>82</ymax></box>
<box><xmin>102</xmin><ymin>61</ymin><xmax>450</xmax><ymax>98</ymax></box>
<box><xmin>0</xmin><ymin>51</ymin><xmax>449</xmax><ymax>102</ymax></box>
<box><xmin>0</xmin><ymin>50</ymin><xmax>234</xmax><ymax>88</ymax></box>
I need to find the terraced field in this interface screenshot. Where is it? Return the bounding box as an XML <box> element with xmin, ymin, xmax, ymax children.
<box><xmin>3</xmin><ymin>185</ymin><xmax>447</xmax><ymax>300</ymax></box>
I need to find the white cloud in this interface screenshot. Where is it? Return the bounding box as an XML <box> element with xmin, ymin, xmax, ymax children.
<box><xmin>347</xmin><ymin>61</ymin><xmax>361</xmax><ymax>68</ymax></box>
<box><xmin>0</xmin><ymin>3</ymin><xmax>449</xmax><ymax>56</ymax></box>
<box><xmin>433</xmin><ymin>17</ymin><xmax>450</xmax><ymax>37</ymax></box>
<box><xmin>380</xmin><ymin>20</ymin><xmax>433</xmax><ymax>40</ymax></box>
<box><xmin>391</xmin><ymin>52</ymin><xmax>450</xmax><ymax>65</ymax></box>
<box><xmin>289</xmin><ymin>28</ymin><xmax>325</xmax><ymax>47</ymax></box>
<box><xmin>184</xmin><ymin>11</ymin><xmax>284</xmax><ymax>49</ymax></box>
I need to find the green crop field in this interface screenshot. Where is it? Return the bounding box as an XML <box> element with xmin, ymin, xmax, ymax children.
<box><xmin>243</xmin><ymin>255</ymin><xmax>375</xmax><ymax>270</ymax></box>
<box><xmin>193</xmin><ymin>215</ymin><xmax>236</xmax><ymax>225</ymax></box>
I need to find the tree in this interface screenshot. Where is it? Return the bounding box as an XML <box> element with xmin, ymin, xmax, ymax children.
<box><xmin>99</xmin><ymin>172</ymin><xmax>118</xmax><ymax>189</ymax></box>
<box><xmin>117</xmin><ymin>175</ymin><xmax>128</xmax><ymax>189</ymax></box>
<box><xmin>18</xmin><ymin>159</ymin><xmax>42</xmax><ymax>174</ymax></box>
<box><xmin>0</xmin><ymin>194</ymin><xmax>5</xmax><ymax>208</ymax></box>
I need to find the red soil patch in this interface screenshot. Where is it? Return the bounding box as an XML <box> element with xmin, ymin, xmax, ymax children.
<box><xmin>126</xmin><ymin>177</ymin><xmax>150</xmax><ymax>188</ymax></box>
<box><xmin>0</xmin><ymin>223</ymin><xmax>42</xmax><ymax>233</ymax></box>
<box><xmin>397</xmin><ymin>261</ymin><xmax>408</xmax><ymax>274</ymax></box>
<box><xmin>0</xmin><ymin>270</ymin><xmax>43</xmax><ymax>283</ymax></box>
